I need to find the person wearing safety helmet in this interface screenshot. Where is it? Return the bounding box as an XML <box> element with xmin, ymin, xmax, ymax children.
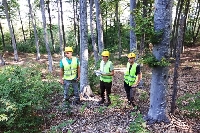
<box><xmin>98</xmin><ymin>50</ymin><xmax>114</xmax><ymax>106</ymax></box>
<box><xmin>59</xmin><ymin>47</ymin><xmax>80</xmax><ymax>104</ymax></box>
<box><xmin>124</xmin><ymin>52</ymin><xmax>142</xmax><ymax>106</ymax></box>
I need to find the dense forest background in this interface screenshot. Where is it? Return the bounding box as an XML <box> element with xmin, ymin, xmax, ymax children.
<box><xmin>0</xmin><ymin>0</ymin><xmax>199</xmax><ymax>132</ymax></box>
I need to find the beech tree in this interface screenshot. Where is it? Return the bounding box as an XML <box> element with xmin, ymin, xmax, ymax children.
<box><xmin>144</xmin><ymin>0</ymin><xmax>173</xmax><ymax>124</ymax></box>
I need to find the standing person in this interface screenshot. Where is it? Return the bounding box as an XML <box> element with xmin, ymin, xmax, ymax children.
<box><xmin>124</xmin><ymin>52</ymin><xmax>142</xmax><ymax>106</ymax></box>
<box><xmin>98</xmin><ymin>50</ymin><xmax>114</xmax><ymax>106</ymax></box>
<box><xmin>59</xmin><ymin>47</ymin><xmax>80</xmax><ymax>104</ymax></box>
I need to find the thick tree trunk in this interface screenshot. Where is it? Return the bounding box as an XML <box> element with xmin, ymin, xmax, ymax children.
<box><xmin>40</xmin><ymin>0</ymin><xmax>53</xmax><ymax>72</ymax></box>
<box><xmin>90</xmin><ymin>0</ymin><xmax>99</xmax><ymax>67</ymax></box>
<box><xmin>18</xmin><ymin>8</ymin><xmax>26</xmax><ymax>42</ymax></box>
<box><xmin>57</xmin><ymin>0</ymin><xmax>63</xmax><ymax>57</ymax></box>
<box><xmin>3</xmin><ymin>0</ymin><xmax>18</xmax><ymax>61</ymax></box>
<box><xmin>130</xmin><ymin>0</ymin><xmax>137</xmax><ymax>52</ymax></box>
<box><xmin>60</xmin><ymin>0</ymin><xmax>66</xmax><ymax>48</ymax></box>
<box><xmin>47</xmin><ymin>0</ymin><xmax>55</xmax><ymax>53</ymax></box>
<box><xmin>79</xmin><ymin>0</ymin><xmax>93</xmax><ymax>97</ymax></box>
<box><xmin>28</xmin><ymin>0</ymin><xmax>40</xmax><ymax>60</ymax></box>
<box><xmin>144</xmin><ymin>0</ymin><xmax>173</xmax><ymax>124</ymax></box>
<box><xmin>94</xmin><ymin>0</ymin><xmax>104</xmax><ymax>54</ymax></box>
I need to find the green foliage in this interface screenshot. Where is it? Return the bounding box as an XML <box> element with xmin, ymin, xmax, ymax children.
<box><xmin>128</xmin><ymin>111</ymin><xmax>149</xmax><ymax>133</ymax></box>
<box><xmin>80</xmin><ymin>103</ymin><xmax>87</xmax><ymax>113</ymax></box>
<box><xmin>109</xmin><ymin>94</ymin><xmax>123</xmax><ymax>108</ymax></box>
<box><xmin>49</xmin><ymin>120</ymin><xmax>74</xmax><ymax>133</ymax></box>
<box><xmin>177</xmin><ymin>92</ymin><xmax>200</xmax><ymax>118</ymax></box>
<box><xmin>141</xmin><ymin>52</ymin><xmax>170</xmax><ymax>67</ymax></box>
<box><xmin>0</xmin><ymin>66</ymin><xmax>61</xmax><ymax>132</ymax></box>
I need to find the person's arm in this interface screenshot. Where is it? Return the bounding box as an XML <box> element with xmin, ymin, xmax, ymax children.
<box><xmin>60</xmin><ymin>68</ymin><xmax>64</xmax><ymax>84</ymax></box>
<box><xmin>59</xmin><ymin>60</ymin><xmax>64</xmax><ymax>84</ymax></box>
<box><xmin>131</xmin><ymin>65</ymin><xmax>141</xmax><ymax>87</ymax></box>
<box><xmin>76</xmin><ymin>58</ymin><xmax>80</xmax><ymax>81</ymax></box>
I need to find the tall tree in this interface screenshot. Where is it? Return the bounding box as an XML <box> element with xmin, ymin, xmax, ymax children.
<box><xmin>57</xmin><ymin>0</ymin><xmax>63</xmax><ymax>57</ymax></box>
<box><xmin>47</xmin><ymin>0</ymin><xmax>55</xmax><ymax>53</ymax></box>
<box><xmin>94</xmin><ymin>0</ymin><xmax>104</xmax><ymax>54</ymax></box>
<box><xmin>79</xmin><ymin>0</ymin><xmax>91</xmax><ymax>95</ymax></box>
<box><xmin>28</xmin><ymin>0</ymin><xmax>40</xmax><ymax>60</ymax></box>
<box><xmin>60</xmin><ymin>0</ymin><xmax>66</xmax><ymax>48</ymax></box>
<box><xmin>130</xmin><ymin>0</ymin><xmax>137</xmax><ymax>52</ymax></box>
<box><xmin>18</xmin><ymin>8</ymin><xmax>26</xmax><ymax>42</ymax></box>
<box><xmin>144</xmin><ymin>0</ymin><xmax>173</xmax><ymax>124</ymax></box>
<box><xmin>89</xmin><ymin>0</ymin><xmax>99</xmax><ymax>66</ymax></box>
<box><xmin>40</xmin><ymin>0</ymin><xmax>53</xmax><ymax>72</ymax></box>
<box><xmin>2</xmin><ymin>0</ymin><xmax>18</xmax><ymax>61</ymax></box>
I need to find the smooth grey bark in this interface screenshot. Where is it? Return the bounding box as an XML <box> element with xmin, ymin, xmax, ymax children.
<box><xmin>79</xmin><ymin>0</ymin><xmax>92</xmax><ymax>96</ymax></box>
<box><xmin>57</xmin><ymin>0</ymin><xmax>63</xmax><ymax>57</ymax></box>
<box><xmin>94</xmin><ymin>0</ymin><xmax>104</xmax><ymax>54</ymax></box>
<box><xmin>90</xmin><ymin>0</ymin><xmax>99</xmax><ymax>67</ymax></box>
<box><xmin>3</xmin><ymin>0</ymin><xmax>18</xmax><ymax>61</ymax></box>
<box><xmin>130</xmin><ymin>0</ymin><xmax>137</xmax><ymax>52</ymax></box>
<box><xmin>28</xmin><ymin>0</ymin><xmax>40</xmax><ymax>60</ymax></box>
<box><xmin>144</xmin><ymin>0</ymin><xmax>173</xmax><ymax>124</ymax></box>
<box><xmin>171</xmin><ymin>15</ymin><xmax>184</xmax><ymax>114</ymax></box>
<box><xmin>18</xmin><ymin>8</ymin><xmax>26</xmax><ymax>42</ymax></box>
<box><xmin>40</xmin><ymin>0</ymin><xmax>53</xmax><ymax>72</ymax></box>
<box><xmin>47</xmin><ymin>0</ymin><xmax>55</xmax><ymax>53</ymax></box>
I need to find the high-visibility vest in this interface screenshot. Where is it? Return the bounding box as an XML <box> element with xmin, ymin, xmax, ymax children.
<box><xmin>62</xmin><ymin>57</ymin><xmax>77</xmax><ymax>80</ymax></box>
<box><xmin>100</xmin><ymin>60</ymin><xmax>112</xmax><ymax>83</ymax></box>
<box><xmin>124</xmin><ymin>62</ymin><xmax>138</xmax><ymax>86</ymax></box>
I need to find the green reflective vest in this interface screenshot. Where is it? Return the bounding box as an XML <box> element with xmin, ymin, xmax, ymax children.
<box><xmin>62</xmin><ymin>57</ymin><xmax>77</xmax><ymax>80</ymax></box>
<box><xmin>100</xmin><ymin>60</ymin><xmax>112</xmax><ymax>83</ymax></box>
<box><xmin>124</xmin><ymin>62</ymin><xmax>138</xmax><ymax>86</ymax></box>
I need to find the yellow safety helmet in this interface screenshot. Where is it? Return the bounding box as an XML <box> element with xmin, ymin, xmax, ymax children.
<box><xmin>101</xmin><ymin>51</ymin><xmax>110</xmax><ymax>57</ymax></box>
<box><xmin>127</xmin><ymin>53</ymin><xmax>136</xmax><ymax>58</ymax></box>
<box><xmin>65</xmin><ymin>47</ymin><xmax>73</xmax><ymax>52</ymax></box>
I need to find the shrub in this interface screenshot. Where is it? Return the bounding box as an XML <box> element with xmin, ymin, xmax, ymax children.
<box><xmin>0</xmin><ymin>66</ymin><xmax>61</xmax><ymax>132</ymax></box>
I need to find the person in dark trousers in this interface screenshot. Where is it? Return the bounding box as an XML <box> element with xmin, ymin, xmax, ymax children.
<box><xmin>124</xmin><ymin>52</ymin><xmax>142</xmax><ymax>106</ymax></box>
<box><xmin>98</xmin><ymin>50</ymin><xmax>114</xmax><ymax>106</ymax></box>
<box><xmin>59</xmin><ymin>47</ymin><xmax>80</xmax><ymax>104</ymax></box>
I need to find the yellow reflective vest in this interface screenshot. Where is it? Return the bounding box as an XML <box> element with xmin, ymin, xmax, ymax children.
<box><xmin>100</xmin><ymin>60</ymin><xmax>113</xmax><ymax>83</ymax></box>
<box><xmin>124</xmin><ymin>62</ymin><xmax>138</xmax><ymax>86</ymax></box>
<box><xmin>62</xmin><ymin>57</ymin><xmax>77</xmax><ymax>80</ymax></box>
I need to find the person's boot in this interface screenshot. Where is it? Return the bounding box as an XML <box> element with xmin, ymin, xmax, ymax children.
<box><xmin>98</xmin><ymin>98</ymin><xmax>104</xmax><ymax>105</ymax></box>
<box><xmin>105</xmin><ymin>97</ymin><xmax>111</xmax><ymax>107</ymax></box>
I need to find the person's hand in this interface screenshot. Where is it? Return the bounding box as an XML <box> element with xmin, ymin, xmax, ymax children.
<box><xmin>59</xmin><ymin>79</ymin><xmax>64</xmax><ymax>85</ymax></box>
<box><xmin>76</xmin><ymin>77</ymin><xmax>80</xmax><ymax>82</ymax></box>
<box><xmin>131</xmin><ymin>84</ymin><xmax>138</xmax><ymax>88</ymax></box>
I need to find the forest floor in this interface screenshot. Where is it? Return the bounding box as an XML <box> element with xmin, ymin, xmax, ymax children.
<box><xmin>1</xmin><ymin>46</ymin><xmax>200</xmax><ymax>133</ymax></box>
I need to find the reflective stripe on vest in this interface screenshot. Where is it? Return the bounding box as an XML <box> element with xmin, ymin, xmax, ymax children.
<box><xmin>124</xmin><ymin>62</ymin><xmax>137</xmax><ymax>86</ymax></box>
<box><xmin>62</xmin><ymin>57</ymin><xmax>77</xmax><ymax>80</ymax></box>
<box><xmin>100</xmin><ymin>60</ymin><xmax>112</xmax><ymax>83</ymax></box>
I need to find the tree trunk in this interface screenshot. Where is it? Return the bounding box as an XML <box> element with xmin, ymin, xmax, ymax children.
<box><xmin>94</xmin><ymin>0</ymin><xmax>104</xmax><ymax>54</ymax></box>
<box><xmin>0</xmin><ymin>22</ymin><xmax>5</xmax><ymax>50</ymax></box>
<box><xmin>192</xmin><ymin>1</ymin><xmax>200</xmax><ymax>45</ymax></box>
<box><xmin>57</xmin><ymin>0</ymin><xmax>63</xmax><ymax>57</ymax></box>
<box><xmin>144</xmin><ymin>0</ymin><xmax>173</xmax><ymax>124</ymax></box>
<box><xmin>171</xmin><ymin>15</ymin><xmax>184</xmax><ymax>114</ymax></box>
<box><xmin>79</xmin><ymin>0</ymin><xmax>92</xmax><ymax>97</ymax></box>
<box><xmin>18</xmin><ymin>8</ymin><xmax>26</xmax><ymax>42</ymax></box>
<box><xmin>3</xmin><ymin>0</ymin><xmax>18</xmax><ymax>61</ymax></box>
<box><xmin>60</xmin><ymin>0</ymin><xmax>66</xmax><ymax>48</ymax></box>
<box><xmin>90</xmin><ymin>0</ymin><xmax>99</xmax><ymax>67</ymax></box>
<box><xmin>40</xmin><ymin>0</ymin><xmax>53</xmax><ymax>72</ymax></box>
<box><xmin>130</xmin><ymin>0</ymin><xmax>137</xmax><ymax>52</ymax></box>
<box><xmin>115</xmin><ymin>1</ymin><xmax>122</xmax><ymax>58</ymax></box>
<box><xmin>47</xmin><ymin>0</ymin><xmax>55</xmax><ymax>53</ymax></box>
<box><xmin>28</xmin><ymin>0</ymin><xmax>40</xmax><ymax>60</ymax></box>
